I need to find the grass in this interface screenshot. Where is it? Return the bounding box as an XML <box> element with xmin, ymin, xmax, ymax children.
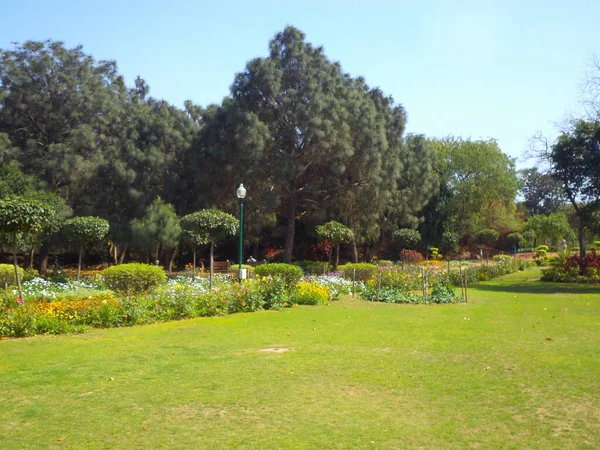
<box><xmin>1</xmin><ymin>267</ymin><xmax>599</xmax><ymax>449</ymax></box>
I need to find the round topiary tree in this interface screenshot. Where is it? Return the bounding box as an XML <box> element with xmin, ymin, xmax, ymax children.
<box><xmin>507</xmin><ymin>232</ymin><xmax>524</xmax><ymax>253</ymax></box>
<box><xmin>476</xmin><ymin>228</ymin><xmax>500</xmax><ymax>245</ymax></box>
<box><xmin>181</xmin><ymin>209</ymin><xmax>238</xmax><ymax>290</ymax></box>
<box><xmin>315</xmin><ymin>221</ymin><xmax>354</xmax><ymax>271</ymax></box>
<box><xmin>63</xmin><ymin>216</ymin><xmax>110</xmax><ymax>281</ymax></box>
<box><xmin>180</xmin><ymin>214</ymin><xmax>209</xmax><ymax>278</ymax></box>
<box><xmin>393</xmin><ymin>228</ymin><xmax>421</xmax><ymax>251</ymax></box>
<box><xmin>0</xmin><ymin>196</ymin><xmax>55</xmax><ymax>301</ymax></box>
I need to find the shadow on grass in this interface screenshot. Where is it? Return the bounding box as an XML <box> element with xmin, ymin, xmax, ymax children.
<box><xmin>471</xmin><ymin>280</ymin><xmax>600</xmax><ymax>295</ymax></box>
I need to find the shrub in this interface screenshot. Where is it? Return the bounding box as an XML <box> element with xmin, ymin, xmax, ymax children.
<box><xmin>296</xmin><ymin>260</ymin><xmax>329</xmax><ymax>275</ymax></box>
<box><xmin>393</xmin><ymin>228</ymin><xmax>421</xmax><ymax>250</ymax></box>
<box><xmin>228</xmin><ymin>264</ymin><xmax>255</xmax><ymax>277</ymax></box>
<box><xmin>0</xmin><ymin>264</ymin><xmax>24</xmax><ymax>290</ymax></box>
<box><xmin>493</xmin><ymin>254</ymin><xmax>512</xmax><ymax>263</ymax></box>
<box><xmin>361</xmin><ymin>286</ymin><xmax>420</xmax><ymax>304</ymax></box>
<box><xmin>254</xmin><ymin>263</ymin><xmax>303</xmax><ymax>290</ymax></box>
<box><xmin>440</xmin><ymin>231</ymin><xmax>459</xmax><ymax>255</ymax></box>
<box><xmin>429</xmin><ymin>285</ymin><xmax>462</xmax><ymax>304</ymax></box>
<box><xmin>340</xmin><ymin>263</ymin><xmax>377</xmax><ymax>281</ymax></box>
<box><xmin>374</xmin><ymin>259</ymin><xmax>394</xmax><ymax>266</ymax></box>
<box><xmin>477</xmin><ymin>228</ymin><xmax>500</xmax><ymax>244</ymax></box>
<box><xmin>399</xmin><ymin>250</ymin><xmax>424</xmax><ymax>264</ymax></box>
<box><xmin>103</xmin><ymin>263</ymin><xmax>167</xmax><ymax>295</ymax></box>
<box><xmin>291</xmin><ymin>281</ymin><xmax>329</xmax><ymax>305</ymax></box>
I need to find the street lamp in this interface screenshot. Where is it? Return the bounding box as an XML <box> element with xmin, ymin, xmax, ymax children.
<box><xmin>236</xmin><ymin>183</ymin><xmax>247</xmax><ymax>279</ymax></box>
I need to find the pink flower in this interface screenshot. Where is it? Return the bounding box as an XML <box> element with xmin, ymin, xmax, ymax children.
<box><xmin>16</xmin><ymin>297</ymin><xmax>23</xmax><ymax>305</ymax></box>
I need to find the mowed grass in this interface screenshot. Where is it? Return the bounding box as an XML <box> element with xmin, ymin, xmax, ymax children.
<box><xmin>1</xmin><ymin>268</ymin><xmax>599</xmax><ymax>449</ymax></box>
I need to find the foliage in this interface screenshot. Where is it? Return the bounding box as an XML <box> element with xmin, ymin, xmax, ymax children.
<box><xmin>103</xmin><ymin>263</ymin><xmax>167</xmax><ymax>295</ymax></box>
<box><xmin>476</xmin><ymin>228</ymin><xmax>500</xmax><ymax>244</ymax></box>
<box><xmin>399</xmin><ymin>250</ymin><xmax>424</xmax><ymax>264</ymax></box>
<box><xmin>290</xmin><ymin>281</ymin><xmax>329</xmax><ymax>305</ymax></box>
<box><xmin>429</xmin><ymin>285</ymin><xmax>462</xmax><ymax>304</ymax></box>
<box><xmin>507</xmin><ymin>232</ymin><xmax>525</xmax><ymax>250</ymax></box>
<box><xmin>425</xmin><ymin>137</ymin><xmax>520</xmax><ymax>241</ymax></box>
<box><xmin>493</xmin><ymin>255</ymin><xmax>513</xmax><ymax>263</ymax></box>
<box><xmin>315</xmin><ymin>221</ymin><xmax>354</xmax><ymax>245</ymax></box>
<box><xmin>340</xmin><ymin>263</ymin><xmax>377</xmax><ymax>282</ymax></box>
<box><xmin>522</xmin><ymin>212</ymin><xmax>575</xmax><ymax>247</ymax></box>
<box><xmin>254</xmin><ymin>263</ymin><xmax>303</xmax><ymax>290</ymax></box>
<box><xmin>0</xmin><ymin>264</ymin><xmax>24</xmax><ymax>289</ymax></box>
<box><xmin>541</xmin><ymin>251</ymin><xmax>600</xmax><ymax>283</ymax></box>
<box><xmin>546</xmin><ymin>120</ymin><xmax>600</xmax><ymax>259</ymax></box>
<box><xmin>0</xmin><ymin>196</ymin><xmax>56</xmax><ymax>238</ymax></box>
<box><xmin>393</xmin><ymin>228</ymin><xmax>421</xmax><ymax>250</ymax></box>
<box><xmin>440</xmin><ymin>231</ymin><xmax>459</xmax><ymax>254</ymax></box>
<box><xmin>131</xmin><ymin>197</ymin><xmax>180</xmax><ymax>258</ymax></box>
<box><xmin>519</xmin><ymin>167</ymin><xmax>565</xmax><ymax>216</ymax></box>
<box><xmin>295</xmin><ymin>260</ymin><xmax>329</xmax><ymax>275</ymax></box>
<box><xmin>62</xmin><ymin>216</ymin><xmax>110</xmax><ymax>247</ymax></box>
<box><xmin>361</xmin><ymin>286</ymin><xmax>420</xmax><ymax>303</ymax></box>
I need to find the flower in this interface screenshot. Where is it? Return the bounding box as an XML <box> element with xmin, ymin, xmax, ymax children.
<box><xmin>16</xmin><ymin>297</ymin><xmax>23</xmax><ymax>305</ymax></box>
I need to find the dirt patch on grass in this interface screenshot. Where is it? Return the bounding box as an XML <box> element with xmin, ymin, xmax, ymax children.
<box><xmin>259</xmin><ymin>347</ymin><xmax>291</xmax><ymax>353</ymax></box>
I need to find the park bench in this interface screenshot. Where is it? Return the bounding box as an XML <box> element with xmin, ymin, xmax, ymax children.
<box><xmin>208</xmin><ymin>260</ymin><xmax>231</xmax><ymax>273</ymax></box>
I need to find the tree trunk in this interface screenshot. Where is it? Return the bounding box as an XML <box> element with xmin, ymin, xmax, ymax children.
<box><xmin>192</xmin><ymin>247</ymin><xmax>197</xmax><ymax>279</ymax></box>
<box><xmin>334</xmin><ymin>244</ymin><xmax>340</xmax><ymax>271</ymax></box>
<box><xmin>119</xmin><ymin>242</ymin><xmax>129</xmax><ymax>264</ymax></box>
<box><xmin>328</xmin><ymin>249</ymin><xmax>333</xmax><ymax>273</ymax></box>
<box><xmin>351</xmin><ymin>236</ymin><xmax>358</xmax><ymax>263</ymax></box>
<box><xmin>13</xmin><ymin>247</ymin><xmax>23</xmax><ymax>302</ymax></box>
<box><xmin>579</xmin><ymin>219</ymin><xmax>587</xmax><ymax>262</ymax></box>
<box><xmin>168</xmin><ymin>246</ymin><xmax>179</xmax><ymax>275</ymax></box>
<box><xmin>283</xmin><ymin>196</ymin><xmax>296</xmax><ymax>263</ymax></box>
<box><xmin>252</xmin><ymin>241</ymin><xmax>259</xmax><ymax>259</ymax></box>
<box><xmin>154</xmin><ymin>243</ymin><xmax>161</xmax><ymax>264</ymax></box>
<box><xmin>29</xmin><ymin>247</ymin><xmax>35</xmax><ymax>268</ymax></box>
<box><xmin>209</xmin><ymin>240</ymin><xmax>214</xmax><ymax>291</ymax></box>
<box><xmin>39</xmin><ymin>243</ymin><xmax>49</xmax><ymax>275</ymax></box>
<box><xmin>77</xmin><ymin>245</ymin><xmax>84</xmax><ymax>282</ymax></box>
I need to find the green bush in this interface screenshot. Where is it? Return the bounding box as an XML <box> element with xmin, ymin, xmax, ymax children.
<box><xmin>374</xmin><ymin>259</ymin><xmax>394</xmax><ymax>266</ymax></box>
<box><xmin>0</xmin><ymin>264</ymin><xmax>24</xmax><ymax>289</ymax></box>
<box><xmin>493</xmin><ymin>254</ymin><xmax>512</xmax><ymax>263</ymax></box>
<box><xmin>228</xmin><ymin>264</ymin><xmax>255</xmax><ymax>277</ymax></box>
<box><xmin>393</xmin><ymin>228</ymin><xmax>421</xmax><ymax>250</ymax></box>
<box><xmin>254</xmin><ymin>263</ymin><xmax>303</xmax><ymax>290</ymax></box>
<box><xmin>340</xmin><ymin>263</ymin><xmax>377</xmax><ymax>281</ymax></box>
<box><xmin>295</xmin><ymin>260</ymin><xmax>329</xmax><ymax>275</ymax></box>
<box><xmin>103</xmin><ymin>263</ymin><xmax>167</xmax><ymax>295</ymax></box>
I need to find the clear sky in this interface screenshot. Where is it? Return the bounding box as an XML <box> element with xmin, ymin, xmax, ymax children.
<box><xmin>1</xmin><ymin>0</ymin><xmax>598</xmax><ymax>167</ymax></box>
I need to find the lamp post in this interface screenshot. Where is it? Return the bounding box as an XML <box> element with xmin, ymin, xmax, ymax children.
<box><xmin>236</xmin><ymin>183</ymin><xmax>246</xmax><ymax>279</ymax></box>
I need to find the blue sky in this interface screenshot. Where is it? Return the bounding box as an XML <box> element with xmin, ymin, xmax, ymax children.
<box><xmin>1</xmin><ymin>0</ymin><xmax>598</xmax><ymax>167</ymax></box>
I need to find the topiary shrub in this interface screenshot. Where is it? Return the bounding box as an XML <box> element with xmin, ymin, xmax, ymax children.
<box><xmin>493</xmin><ymin>254</ymin><xmax>512</xmax><ymax>263</ymax></box>
<box><xmin>393</xmin><ymin>228</ymin><xmax>421</xmax><ymax>250</ymax></box>
<box><xmin>0</xmin><ymin>264</ymin><xmax>24</xmax><ymax>290</ymax></box>
<box><xmin>228</xmin><ymin>264</ymin><xmax>255</xmax><ymax>277</ymax></box>
<box><xmin>440</xmin><ymin>231</ymin><xmax>459</xmax><ymax>255</ymax></box>
<box><xmin>254</xmin><ymin>263</ymin><xmax>303</xmax><ymax>290</ymax></box>
<box><xmin>103</xmin><ymin>263</ymin><xmax>167</xmax><ymax>295</ymax></box>
<box><xmin>340</xmin><ymin>263</ymin><xmax>377</xmax><ymax>281</ymax></box>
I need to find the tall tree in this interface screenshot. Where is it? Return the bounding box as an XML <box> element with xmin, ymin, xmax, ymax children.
<box><xmin>131</xmin><ymin>197</ymin><xmax>181</xmax><ymax>272</ymax></box>
<box><xmin>519</xmin><ymin>167</ymin><xmax>565</xmax><ymax>216</ymax></box>
<box><xmin>426</xmin><ymin>137</ymin><xmax>520</xmax><ymax>241</ymax></box>
<box><xmin>547</xmin><ymin>120</ymin><xmax>600</xmax><ymax>258</ymax></box>
<box><xmin>62</xmin><ymin>216</ymin><xmax>110</xmax><ymax>281</ymax></box>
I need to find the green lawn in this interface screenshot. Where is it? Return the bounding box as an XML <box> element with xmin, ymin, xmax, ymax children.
<box><xmin>1</xmin><ymin>267</ymin><xmax>599</xmax><ymax>449</ymax></box>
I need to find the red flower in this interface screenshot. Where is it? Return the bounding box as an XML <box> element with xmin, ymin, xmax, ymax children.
<box><xmin>16</xmin><ymin>297</ymin><xmax>23</xmax><ymax>305</ymax></box>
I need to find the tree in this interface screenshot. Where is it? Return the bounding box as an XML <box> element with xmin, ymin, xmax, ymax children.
<box><xmin>180</xmin><ymin>209</ymin><xmax>238</xmax><ymax>290</ymax></box>
<box><xmin>180</xmin><ymin>213</ymin><xmax>210</xmax><ymax>277</ymax></box>
<box><xmin>519</xmin><ymin>167</ymin><xmax>565</xmax><ymax>216</ymax></box>
<box><xmin>62</xmin><ymin>217</ymin><xmax>110</xmax><ymax>281</ymax></box>
<box><xmin>0</xmin><ymin>196</ymin><xmax>55</xmax><ymax>300</ymax></box>
<box><xmin>476</xmin><ymin>228</ymin><xmax>500</xmax><ymax>246</ymax></box>
<box><xmin>440</xmin><ymin>231</ymin><xmax>459</xmax><ymax>255</ymax></box>
<box><xmin>393</xmin><ymin>229</ymin><xmax>421</xmax><ymax>251</ymax></box>
<box><xmin>426</xmin><ymin>138</ymin><xmax>520</xmax><ymax>241</ymax></box>
<box><xmin>546</xmin><ymin>120</ymin><xmax>600</xmax><ymax>258</ymax></box>
<box><xmin>315</xmin><ymin>221</ymin><xmax>354</xmax><ymax>271</ymax></box>
<box><xmin>0</xmin><ymin>41</ymin><xmax>129</xmax><ymax>212</ymax></box>
<box><xmin>522</xmin><ymin>212</ymin><xmax>576</xmax><ymax>248</ymax></box>
<box><xmin>131</xmin><ymin>198</ymin><xmax>181</xmax><ymax>273</ymax></box>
